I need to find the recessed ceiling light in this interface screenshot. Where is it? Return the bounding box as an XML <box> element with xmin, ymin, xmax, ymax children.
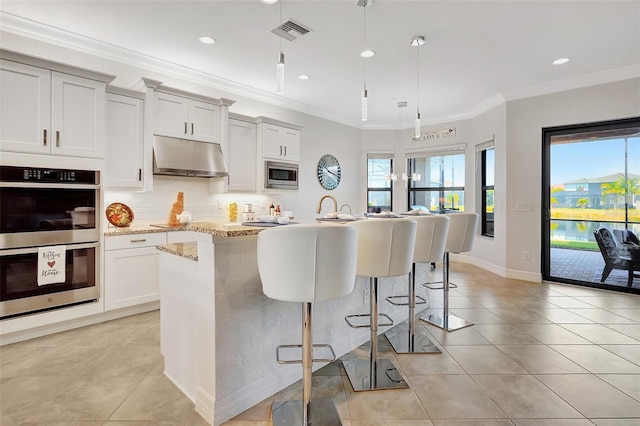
<box><xmin>360</xmin><ymin>49</ymin><xmax>375</xmax><ymax>58</ymax></box>
<box><xmin>553</xmin><ymin>57</ymin><xmax>570</xmax><ymax>65</ymax></box>
<box><xmin>298</xmin><ymin>74</ymin><xmax>310</xmax><ymax>80</ymax></box>
<box><xmin>199</xmin><ymin>36</ymin><xmax>216</xmax><ymax>45</ymax></box>
<box><xmin>260</xmin><ymin>0</ymin><xmax>279</xmax><ymax>4</ymax></box>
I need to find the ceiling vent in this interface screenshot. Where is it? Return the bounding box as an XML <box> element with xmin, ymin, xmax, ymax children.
<box><xmin>271</xmin><ymin>20</ymin><xmax>312</xmax><ymax>41</ymax></box>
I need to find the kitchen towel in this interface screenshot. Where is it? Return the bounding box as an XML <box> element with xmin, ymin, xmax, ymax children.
<box><xmin>38</xmin><ymin>245</ymin><xmax>66</xmax><ymax>286</ymax></box>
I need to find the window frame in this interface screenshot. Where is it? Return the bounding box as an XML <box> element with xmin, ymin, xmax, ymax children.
<box><xmin>406</xmin><ymin>148</ymin><xmax>466</xmax><ymax>213</ymax></box>
<box><xmin>367</xmin><ymin>154</ymin><xmax>394</xmax><ymax>213</ymax></box>
<box><xmin>480</xmin><ymin>146</ymin><xmax>495</xmax><ymax>237</ymax></box>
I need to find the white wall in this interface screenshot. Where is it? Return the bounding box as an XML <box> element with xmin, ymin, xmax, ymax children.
<box><xmin>505</xmin><ymin>78</ymin><xmax>640</xmax><ymax>278</ymax></box>
<box><xmin>469</xmin><ymin>104</ymin><xmax>508</xmax><ymax>275</ymax></box>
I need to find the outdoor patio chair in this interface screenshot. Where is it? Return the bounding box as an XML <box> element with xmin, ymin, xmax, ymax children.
<box><xmin>593</xmin><ymin>227</ymin><xmax>640</xmax><ymax>287</ymax></box>
<box><xmin>613</xmin><ymin>229</ymin><xmax>640</xmax><ymax>245</ymax></box>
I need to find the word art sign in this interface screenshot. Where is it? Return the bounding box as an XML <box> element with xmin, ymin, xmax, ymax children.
<box><xmin>38</xmin><ymin>245</ymin><xmax>66</xmax><ymax>286</ymax></box>
<box><xmin>414</xmin><ymin>127</ymin><xmax>456</xmax><ymax>141</ymax></box>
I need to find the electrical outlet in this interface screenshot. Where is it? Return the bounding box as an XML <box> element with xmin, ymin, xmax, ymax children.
<box><xmin>523</xmin><ymin>250</ymin><xmax>531</xmax><ymax>260</ymax></box>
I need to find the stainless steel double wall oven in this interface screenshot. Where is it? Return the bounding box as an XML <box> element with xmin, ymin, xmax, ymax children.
<box><xmin>0</xmin><ymin>165</ymin><xmax>101</xmax><ymax>318</ymax></box>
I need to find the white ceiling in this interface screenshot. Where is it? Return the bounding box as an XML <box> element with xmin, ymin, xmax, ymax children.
<box><xmin>1</xmin><ymin>1</ymin><xmax>639</xmax><ymax>129</ymax></box>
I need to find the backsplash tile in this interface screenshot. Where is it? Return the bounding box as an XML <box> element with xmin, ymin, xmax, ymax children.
<box><xmin>104</xmin><ymin>176</ymin><xmax>275</xmax><ymax>226</ymax></box>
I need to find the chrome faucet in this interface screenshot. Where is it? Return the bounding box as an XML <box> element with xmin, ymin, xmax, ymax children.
<box><xmin>340</xmin><ymin>204</ymin><xmax>352</xmax><ymax>214</ymax></box>
<box><xmin>316</xmin><ymin>195</ymin><xmax>338</xmax><ymax>214</ymax></box>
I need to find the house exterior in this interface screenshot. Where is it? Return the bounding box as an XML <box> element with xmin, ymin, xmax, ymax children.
<box><xmin>555</xmin><ymin>172</ymin><xmax>640</xmax><ymax>209</ymax></box>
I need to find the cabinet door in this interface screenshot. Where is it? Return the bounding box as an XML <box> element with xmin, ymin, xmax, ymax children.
<box><xmin>0</xmin><ymin>60</ymin><xmax>51</xmax><ymax>154</ymax></box>
<box><xmin>104</xmin><ymin>246</ymin><xmax>160</xmax><ymax>311</ymax></box>
<box><xmin>261</xmin><ymin>123</ymin><xmax>283</xmax><ymax>160</ymax></box>
<box><xmin>227</xmin><ymin>119</ymin><xmax>257</xmax><ymax>192</ymax></box>
<box><xmin>281</xmin><ymin>128</ymin><xmax>300</xmax><ymax>161</ymax></box>
<box><xmin>188</xmin><ymin>99</ymin><xmax>220</xmax><ymax>143</ymax></box>
<box><xmin>154</xmin><ymin>91</ymin><xmax>189</xmax><ymax>139</ymax></box>
<box><xmin>105</xmin><ymin>93</ymin><xmax>144</xmax><ymax>190</ymax></box>
<box><xmin>51</xmin><ymin>72</ymin><xmax>106</xmax><ymax>158</ymax></box>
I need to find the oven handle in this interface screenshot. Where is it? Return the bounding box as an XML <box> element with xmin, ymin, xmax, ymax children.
<box><xmin>0</xmin><ymin>241</ymin><xmax>99</xmax><ymax>256</ymax></box>
<box><xmin>0</xmin><ymin>182</ymin><xmax>100</xmax><ymax>190</ymax></box>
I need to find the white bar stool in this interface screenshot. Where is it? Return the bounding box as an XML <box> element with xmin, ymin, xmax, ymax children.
<box><xmin>258</xmin><ymin>224</ymin><xmax>358</xmax><ymax>426</ymax></box>
<box><xmin>419</xmin><ymin>212</ymin><xmax>478</xmax><ymax>332</ymax></box>
<box><xmin>384</xmin><ymin>215</ymin><xmax>449</xmax><ymax>353</ymax></box>
<box><xmin>343</xmin><ymin>218</ymin><xmax>416</xmax><ymax>391</ymax></box>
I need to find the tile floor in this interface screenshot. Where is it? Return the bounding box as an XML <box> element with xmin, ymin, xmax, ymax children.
<box><xmin>1</xmin><ymin>263</ymin><xmax>640</xmax><ymax>425</ymax></box>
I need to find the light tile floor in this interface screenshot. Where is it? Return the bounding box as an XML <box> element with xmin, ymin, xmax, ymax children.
<box><xmin>1</xmin><ymin>263</ymin><xmax>640</xmax><ymax>425</ymax></box>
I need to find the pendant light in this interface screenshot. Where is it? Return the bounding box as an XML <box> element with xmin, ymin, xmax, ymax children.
<box><xmin>411</xmin><ymin>36</ymin><xmax>425</xmax><ymax>140</ymax></box>
<box><xmin>359</xmin><ymin>0</ymin><xmax>373</xmax><ymax>122</ymax></box>
<box><xmin>276</xmin><ymin>1</ymin><xmax>285</xmax><ymax>94</ymax></box>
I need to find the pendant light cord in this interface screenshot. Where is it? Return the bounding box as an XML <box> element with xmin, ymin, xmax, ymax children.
<box><xmin>416</xmin><ymin>43</ymin><xmax>420</xmax><ymax>116</ymax></box>
<box><xmin>279</xmin><ymin>1</ymin><xmax>283</xmax><ymax>54</ymax></box>
<box><xmin>363</xmin><ymin>5</ymin><xmax>367</xmax><ymax>89</ymax></box>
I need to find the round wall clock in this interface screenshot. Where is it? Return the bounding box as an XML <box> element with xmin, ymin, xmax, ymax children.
<box><xmin>317</xmin><ymin>154</ymin><xmax>341</xmax><ymax>190</ymax></box>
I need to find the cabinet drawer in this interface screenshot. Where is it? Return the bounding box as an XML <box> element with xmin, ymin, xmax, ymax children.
<box><xmin>105</xmin><ymin>232</ymin><xmax>167</xmax><ymax>251</ymax></box>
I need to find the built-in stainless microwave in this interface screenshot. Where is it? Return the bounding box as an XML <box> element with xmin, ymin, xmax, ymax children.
<box><xmin>265</xmin><ymin>161</ymin><xmax>298</xmax><ymax>190</ymax></box>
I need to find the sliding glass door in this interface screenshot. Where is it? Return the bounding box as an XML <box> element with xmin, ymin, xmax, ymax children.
<box><xmin>542</xmin><ymin>117</ymin><xmax>640</xmax><ymax>293</ymax></box>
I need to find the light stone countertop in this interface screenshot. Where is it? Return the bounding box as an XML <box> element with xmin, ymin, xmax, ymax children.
<box><xmin>156</xmin><ymin>242</ymin><xmax>199</xmax><ymax>261</ymax></box>
<box><xmin>104</xmin><ymin>221</ymin><xmax>265</xmax><ymax>238</ymax></box>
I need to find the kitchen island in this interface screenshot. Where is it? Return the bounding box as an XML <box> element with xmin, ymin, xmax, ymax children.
<box><xmin>156</xmin><ymin>221</ymin><xmax>415</xmax><ymax>425</ymax></box>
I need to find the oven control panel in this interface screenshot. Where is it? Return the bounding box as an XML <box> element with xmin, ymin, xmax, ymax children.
<box><xmin>0</xmin><ymin>166</ymin><xmax>97</xmax><ymax>184</ymax></box>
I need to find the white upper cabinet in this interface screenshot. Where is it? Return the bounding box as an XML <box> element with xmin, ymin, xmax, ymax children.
<box><xmin>0</xmin><ymin>60</ymin><xmax>51</xmax><ymax>154</ymax></box>
<box><xmin>189</xmin><ymin>99</ymin><xmax>220</xmax><ymax>142</ymax></box>
<box><xmin>227</xmin><ymin>118</ymin><xmax>257</xmax><ymax>192</ymax></box>
<box><xmin>51</xmin><ymin>72</ymin><xmax>106</xmax><ymax>158</ymax></box>
<box><xmin>259</xmin><ymin>122</ymin><xmax>300</xmax><ymax>162</ymax></box>
<box><xmin>105</xmin><ymin>91</ymin><xmax>144</xmax><ymax>190</ymax></box>
<box><xmin>153</xmin><ymin>91</ymin><xmax>220</xmax><ymax>143</ymax></box>
<box><xmin>0</xmin><ymin>56</ymin><xmax>111</xmax><ymax>158</ymax></box>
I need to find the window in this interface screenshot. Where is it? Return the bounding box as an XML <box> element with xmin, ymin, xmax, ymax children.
<box><xmin>407</xmin><ymin>150</ymin><xmax>465</xmax><ymax>213</ymax></box>
<box><xmin>480</xmin><ymin>147</ymin><xmax>495</xmax><ymax>237</ymax></box>
<box><xmin>367</xmin><ymin>155</ymin><xmax>394</xmax><ymax>213</ymax></box>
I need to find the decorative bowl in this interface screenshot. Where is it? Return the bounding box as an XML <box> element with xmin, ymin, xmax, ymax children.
<box><xmin>106</xmin><ymin>203</ymin><xmax>134</xmax><ymax>227</ymax></box>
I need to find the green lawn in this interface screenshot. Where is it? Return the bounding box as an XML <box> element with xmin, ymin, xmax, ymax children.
<box><xmin>550</xmin><ymin>240</ymin><xmax>598</xmax><ymax>251</ymax></box>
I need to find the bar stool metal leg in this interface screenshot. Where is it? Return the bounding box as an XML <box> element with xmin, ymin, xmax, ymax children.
<box><xmin>343</xmin><ymin>278</ymin><xmax>409</xmax><ymax>392</ymax></box>
<box><xmin>418</xmin><ymin>253</ymin><xmax>474</xmax><ymax>332</ymax></box>
<box><xmin>422</xmin><ymin>261</ymin><xmax>458</xmax><ymax>289</ymax></box>
<box><xmin>384</xmin><ymin>263</ymin><xmax>441</xmax><ymax>354</ymax></box>
<box><xmin>271</xmin><ymin>302</ymin><xmax>341</xmax><ymax>425</ymax></box>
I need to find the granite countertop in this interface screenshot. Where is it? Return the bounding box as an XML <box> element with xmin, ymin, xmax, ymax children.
<box><xmin>156</xmin><ymin>242</ymin><xmax>199</xmax><ymax>261</ymax></box>
<box><xmin>104</xmin><ymin>221</ymin><xmax>266</xmax><ymax>238</ymax></box>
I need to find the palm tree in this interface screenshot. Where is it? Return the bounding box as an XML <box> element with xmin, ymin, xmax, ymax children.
<box><xmin>550</xmin><ymin>184</ymin><xmax>564</xmax><ymax>207</ymax></box>
<box><xmin>602</xmin><ymin>177</ymin><xmax>640</xmax><ymax>209</ymax></box>
<box><xmin>576</xmin><ymin>198</ymin><xmax>589</xmax><ymax>209</ymax></box>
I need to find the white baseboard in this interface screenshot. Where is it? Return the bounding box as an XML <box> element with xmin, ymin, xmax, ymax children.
<box><xmin>452</xmin><ymin>254</ymin><xmax>542</xmax><ymax>283</ymax></box>
<box><xmin>0</xmin><ymin>302</ymin><xmax>159</xmax><ymax>346</ymax></box>
<box><xmin>504</xmin><ymin>269</ymin><xmax>543</xmax><ymax>282</ymax></box>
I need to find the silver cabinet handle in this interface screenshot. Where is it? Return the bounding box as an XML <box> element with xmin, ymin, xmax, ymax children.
<box><xmin>138</xmin><ymin>169</ymin><xmax>142</xmax><ymax>181</ymax></box>
<box><xmin>184</xmin><ymin>121</ymin><xmax>188</xmax><ymax>134</ymax></box>
<box><xmin>279</xmin><ymin>146</ymin><xmax>283</xmax><ymax>156</ymax></box>
<box><xmin>56</xmin><ymin>131</ymin><xmax>60</xmax><ymax>147</ymax></box>
<box><xmin>191</xmin><ymin>123</ymin><xmax>194</xmax><ymax>135</ymax></box>
<box><xmin>43</xmin><ymin>129</ymin><xmax>47</xmax><ymax>146</ymax></box>
<box><xmin>130</xmin><ymin>239</ymin><xmax>147</xmax><ymax>243</ymax></box>
<box><xmin>284</xmin><ymin>146</ymin><xmax>287</xmax><ymax>156</ymax></box>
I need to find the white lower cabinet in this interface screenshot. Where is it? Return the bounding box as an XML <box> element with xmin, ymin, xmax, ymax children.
<box><xmin>104</xmin><ymin>232</ymin><xmax>167</xmax><ymax>311</ymax></box>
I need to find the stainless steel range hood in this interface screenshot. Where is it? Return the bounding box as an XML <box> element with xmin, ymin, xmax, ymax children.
<box><xmin>153</xmin><ymin>136</ymin><xmax>229</xmax><ymax>178</ymax></box>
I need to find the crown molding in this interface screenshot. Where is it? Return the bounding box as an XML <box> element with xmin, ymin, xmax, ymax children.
<box><xmin>2</xmin><ymin>11</ymin><xmax>637</xmax><ymax>132</ymax></box>
<box><xmin>0</xmin><ymin>12</ymin><xmax>355</xmax><ymax>127</ymax></box>
<box><xmin>503</xmin><ymin>65</ymin><xmax>640</xmax><ymax>102</ymax></box>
